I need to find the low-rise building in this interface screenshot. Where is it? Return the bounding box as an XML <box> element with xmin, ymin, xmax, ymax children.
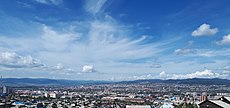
<box><xmin>199</xmin><ymin>97</ymin><xmax>230</xmax><ymax>108</ymax></box>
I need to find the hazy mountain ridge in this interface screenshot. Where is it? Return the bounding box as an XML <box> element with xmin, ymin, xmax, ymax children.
<box><xmin>1</xmin><ymin>78</ymin><xmax>230</xmax><ymax>87</ymax></box>
<box><xmin>2</xmin><ymin>78</ymin><xmax>112</xmax><ymax>87</ymax></box>
<box><xmin>120</xmin><ymin>78</ymin><xmax>230</xmax><ymax>85</ymax></box>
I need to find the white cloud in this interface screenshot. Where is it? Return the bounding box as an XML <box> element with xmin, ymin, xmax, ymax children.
<box><xmin>35</xmin><ymin>0</ymin><xmax>62</xmax><ymax>5</ymax></box>
<box><xmin>51</xmin><ymin>63</ymin><xmax>64</xmax><ymax>70</ymax></box>
<box><xmin>155</xmin><ymin>69</ymin><xmax>229</xmax><ymax>79</ymax></box>
<box><xmin>82</xmin><ymin>65</ymin><xmax>95</xmax><ymax>73</ymax></box>
<box><xmin>47</xmin><ymin>64</ymin><xmax>77</xmax><ymax>75</ymax></box>
<box><xmin>159</xmin><ymin>71</ymin><xmax>171</xmax><ymax>79</ymax></box>
<box><xmin>0</xmin><ymin>52</ymin><xmax>77</xmax><ymax>75</ymax></box>
<box><xmin>0</xmin><ymin>52</ymin><xmax>44</xmax><ymax>68</ymax></box>
<box><xmin>217</xmin><ymin>34</ymin><xmax>230</xmax><ymax>45</ymax></box>
<box><xmin>126</xmin><ymin>74</ymin><xmax>153</xmax><ymax>80</ymax></box>
<box><xmin>192</xmin><ymin>23</ymin><xmax>218</xmax><ymax>37</ymax></box>
<box><xmin>172</xmin><ymin>69</ymin><xmax>221</xmax><ymax>79</ymax></box>
<box><xmin>159</xmin><ymin>71</ymin><xmax>166</xmax><ymax>77</ymax></box>
<box><xmin>84</xmin><ymin>0</ymin><xmax>107</xmax><ymax>14</ymax></box>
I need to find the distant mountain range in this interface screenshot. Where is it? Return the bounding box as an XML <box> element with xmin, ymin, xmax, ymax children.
<box><xmin>119</xmin><ymin>78</ymin><xmax>230</xmax><ymax>85</ymax></box>
<box><xmin>2</xmin><ymin>78</ymin><xmax>112</xmax><ymax>87</ymax></box>
<box><xmin>1</xmin><ymin>78</ymin><xmax>230</xmax><ymax>87</ymax></box>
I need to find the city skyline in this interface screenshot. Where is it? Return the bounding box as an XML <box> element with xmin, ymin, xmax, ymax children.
<box><xmin>0</xmin><ymin>0</ymin><xmax>230</xmax><ymax>80</ymax></box>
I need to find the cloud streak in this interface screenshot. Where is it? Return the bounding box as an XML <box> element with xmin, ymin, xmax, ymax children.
<box><xmin>84</xmin><ymin>0</ymin><xmax>108</xmax><ymax>14</ymax></box>
<box><xmin>174</xmin><ymin>49</ymin><xmax>196</xmax><ymax>55</ymax></box>
<box><xmin>34</xmin><ymin>0</ymin><xmax>63</xmax><ymax>5</ymax></box>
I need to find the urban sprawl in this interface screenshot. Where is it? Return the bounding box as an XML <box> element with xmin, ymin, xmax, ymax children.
<box><xmin>0</xmin><ymin>82</ymin><xmax>230</xmax><ymax>108</ymax></box>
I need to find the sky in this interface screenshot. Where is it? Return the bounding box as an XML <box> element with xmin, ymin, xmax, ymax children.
<box><xmin>0</xmin><ymin>0</ymin><xmax>230</xmax><ymax>80</ymax></box>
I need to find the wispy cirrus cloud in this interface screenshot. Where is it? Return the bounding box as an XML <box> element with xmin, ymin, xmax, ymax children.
<box><xmin>174</xmin><ymin>48</ymin><xmax>196</xmax><ymax>55</ymax></box>
<box><xmin>84</xmin><ymin>0</ymin><xmax>108</xmax><ymax>14</ymax></box>
<box><xmin>0</xmin><ymin>14</ymin><xmax>173</xmax><ymax>79</ymax></box>
<box><xmin>34</xmin><ymin>0</ymin><xmax>63</xmax><ymax>5</ymax></box>
<box><xmin>41</xmin><ymin>25</ymin><xmax>81</xmax><ymax>51</ymax></box>
<box><xmin>174</xmin><ymin>48</ymin><xmax>230</xmax><ymax>57</ymax></box>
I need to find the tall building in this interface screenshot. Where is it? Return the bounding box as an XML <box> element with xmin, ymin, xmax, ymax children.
<box><xmin>0</xmin><ymin>76</ymin><xmax>8</xmax><ymax>94</ymax></box>
<box><xmin>2</xmin><ymin>86</ymin><xmax>6</xmax><ymax>94</ymax></box>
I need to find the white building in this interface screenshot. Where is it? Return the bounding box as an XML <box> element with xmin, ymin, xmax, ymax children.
<box><xmin>49</xmin><ymin>92</ymin><xmax>57</xmax><ymax>98</ymax></box>
<box><xmin>126</xmin><ymin>105</ymin><xmax>151</xmax><ymax>108</ymax></box>
<box><xmin>160</xmin><ymin>103</ymin><xmax>174</xmax><ymax>108</ymax></box>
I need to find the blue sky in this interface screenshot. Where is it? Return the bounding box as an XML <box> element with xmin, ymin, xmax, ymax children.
<box><xmin>0</xmin><ymin>0</ymin><xmax>230</xmax><ymax>80</ymax></box>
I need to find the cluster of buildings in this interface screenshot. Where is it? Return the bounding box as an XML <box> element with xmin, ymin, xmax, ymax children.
<box><xmin>0</xmin><ymin>82</ymin><xmax>229</xmax><ymax>108</ymax></box>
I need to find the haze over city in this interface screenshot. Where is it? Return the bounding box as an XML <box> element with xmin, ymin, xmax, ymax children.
<box><xmin>0</xmin><ymin>0</ymin><xmax>230</xmax><ymax>80</ymax></box>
